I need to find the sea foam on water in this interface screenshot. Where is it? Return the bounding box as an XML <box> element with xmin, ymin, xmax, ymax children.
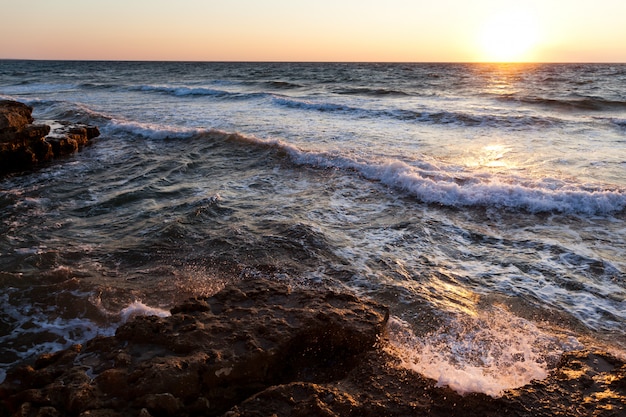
<box><xmin>387</xmin><ymin>307</ymin><xmax>581</xmax><ymax>397</ymax></box>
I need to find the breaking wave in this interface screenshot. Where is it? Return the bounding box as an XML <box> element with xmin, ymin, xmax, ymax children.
<box><xmin>102</xmin><ymin>119</ymin><xmax>626</xmax><ymax>216</ymax></box>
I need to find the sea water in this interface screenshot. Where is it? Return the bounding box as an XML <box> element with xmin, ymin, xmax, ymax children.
<box><xmin>1</xmin><ymin>61</ymin><xmax>625</xmax><ymax>393</ymax></box>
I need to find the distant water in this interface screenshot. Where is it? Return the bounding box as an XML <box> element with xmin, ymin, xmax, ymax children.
<box><xmin>1</xmin><ymin>60</ymin><xmax>625</xmax><ymax>395</ymax></box>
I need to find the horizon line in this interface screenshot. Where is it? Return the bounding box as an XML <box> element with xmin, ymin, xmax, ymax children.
<box><xmin>1</xmin><ymin>58</ymin><xmax>625</xmax><ymax>65</ymax></box>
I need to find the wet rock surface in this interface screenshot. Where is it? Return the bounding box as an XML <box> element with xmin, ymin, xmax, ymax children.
<box><xmin>0</xmin><ymin>279</ymin><xmax>624</xmax><ymax>417</ymax></box>
<box><xmin>0</xmin><ymin>100</ymin><xmax>99</xmax><ymax>175</ymax></box>
<box><xmin>0</xmin><ymin>279</ymin><xmax>389</xmax><ymax>416</ymax></box>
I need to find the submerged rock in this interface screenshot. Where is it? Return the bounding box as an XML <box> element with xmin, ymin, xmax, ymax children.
<box><xmin>0</xmin><ymin>100</ymin><xmax>99</xmax><ymax>175</ymax></box>
<box><xmin>0</xmin><ymin>279</ymin><xmax>624</xmax><ymax>417</ymax></box>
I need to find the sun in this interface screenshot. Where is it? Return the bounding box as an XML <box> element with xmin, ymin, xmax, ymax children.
<box><xmin>477</xmin><ymin>9</ymin><xmax>540</xmax><ymax>62</ymax></box>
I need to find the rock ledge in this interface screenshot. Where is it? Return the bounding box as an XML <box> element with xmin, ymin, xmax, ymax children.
<box><xmin>0</xmin><ymin>279</ymin><xmax>389</xmax><ymax>417</ymax></box>
<box><xmin>0</xmin><ymin>100</ymin><xmax>99</xmax><ymax>175</ymax></box>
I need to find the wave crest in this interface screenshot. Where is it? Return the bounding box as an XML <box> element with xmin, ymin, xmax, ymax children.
<box><xmin>102</xmin><ymin>120</ymin><xmax>626</xmax><ymax>216</ymax></box>
<box><xmin>284</xmin><ymin>145</ymin><xmax>626</xmax><ymax>215</ymax></box>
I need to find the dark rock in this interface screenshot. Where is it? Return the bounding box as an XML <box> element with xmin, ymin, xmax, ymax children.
<box><xmin>0</xmin><ymin>100</ymin><xmax>100</xmax><ymax>175</ymax></box>
<box><xmin>0</xmin><ymin>279</ymin><xmax>389</xmax><ymax>417</ymax></box>
<box><xmin>0</xmin><ymin>100</ymin><xmax>33</xmax><ymax>140</ymax></box>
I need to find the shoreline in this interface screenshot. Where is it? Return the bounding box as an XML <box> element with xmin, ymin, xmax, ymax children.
<box><xmin>1</xmin><ymin>278</ymin><xmax>624</xmax><ymax>417</ymax></box>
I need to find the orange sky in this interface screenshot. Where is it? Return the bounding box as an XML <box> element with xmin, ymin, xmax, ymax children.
<box><xmin>1</xmin><ymin>0</ymin><xmax>625</xmax><ymax>62</ymax></box>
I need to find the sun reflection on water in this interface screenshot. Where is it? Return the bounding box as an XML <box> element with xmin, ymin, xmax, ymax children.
<box><xmin>464</xmin><ymin>143</ymin><xmax>516</xmax><ymax>170</ymax></box>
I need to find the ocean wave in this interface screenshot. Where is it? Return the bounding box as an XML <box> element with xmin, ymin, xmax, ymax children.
<box><xmin>30</xmin><ymin>100</ymin><xmax>115</xmax><ymax>125</ymax></box>
<box><xmin>272</xmin><ymin>96</ymin><xmax>557</xmax><ymax>128</ymax></box>
<box><xmin>262</xmin><ymin>80</ymin><xmax>304</xmax><ymax>89</ymax></box>
<box><xmin>333</xmin><ymin>87</ymin><xmax>409</xmax><ymax>96</ymax></box>
<box><xmin>131</xmin><ymin>84</ymin><xmax>269</xmax><ymax>101</ymax></box>
<box><xmin>389</xmin><ymin>109</ymin><xmax>557</xmax><ymax>128</ymax></box>
<box><xmin>104</xmin><ymin>119</ymin><xmax>205</xmax><ymax>140</ymax></box>
<box><xmin>302</xmin><ymin>153</ymin><xmax>625</xmax><ymax>215</ymax></box>
<box><xmin>133</xmin><ymin>84</ymin><xmax>234</xmax><ymax>98</ymax></box>
<box><xmin>1</xmin><ymin>94</ymin><xmax>620</xmax><ymax>216</ymax></box>
<box><xmin>41</xmin><ymin>79</ymin><xmax>559</xmax><ymax>130</ymax></box>
<box><xmin>272</xmin><ymin>96</ymin><xmax>358</xmax><ymax>113</ymax></box>
<box><xmin>79</xmin><ymin>82</ymin><xmax>120</xmax><ymax>90</ymax></box>
<box><xmin>0</xmin><ymin>82</ymin><xmax>80</xmax><ymax>95</ymax></box>
<box><xmin>215</xmin><ymin>131</ymin><xmax>626</xmax><ymax>215</ymax></box>
<box><xmin>612</xmin><ymin>118</ymin><xmax>626</xmax><ymax>131</ymax></box>
<box><xmin>102</xmin><ymin>121</ymin><xmax>626</xmax><ymax>215</ymax></box>
<box><xmin>121</xmin><ymin>83</ymin><xmax>554</xmax><ymax>129</ymax></box>
<box><xmin>499</xmin><ymin>95</ymin><xmax>626</xmax><ymax>112</ymax></box>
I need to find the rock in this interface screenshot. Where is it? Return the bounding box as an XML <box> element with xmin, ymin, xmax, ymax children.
<box><xmin>0</xmin><ymin>100</ymin><xmax>100</xmax><ymax>175</ymax></box>
<box><xmin>0</xmin><ymin>279</ymin><xmax>389</xmax><ymax>417</ymax></box>
<box><xmin>45</xmin><ymin>121</ymin><xmax>100</xmax><ymax>156</ymax></box>
<box><xmin>0</xmin><ymin>100</ymin><xmax>33</xmax><ymax>139</ymax></box>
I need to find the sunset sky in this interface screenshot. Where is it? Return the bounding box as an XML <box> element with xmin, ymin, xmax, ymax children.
<box><xmin>1</xmin><ymin>0</ymin><xmax>625</xmax><ymax>62</ymax></box>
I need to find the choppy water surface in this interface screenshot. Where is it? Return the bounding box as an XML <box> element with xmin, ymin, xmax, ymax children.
<box><xmin>1</xmin><ymin>61</ymin><xmax>625</xmax><ymax>393</ymax></box>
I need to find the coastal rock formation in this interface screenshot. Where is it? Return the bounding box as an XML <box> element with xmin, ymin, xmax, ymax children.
<box><xmin>0</xmin><ymin>279</ymin><xmax>624</xmax><ymax>417</ymax></box>
<box><xmin>0</xmin><ymin>279</ymin><xmax>389</xmax><ymax>417</ymax></box>
<box><xmin>0</xmin><ymin>100</ymin><xmax>99</xmax><ymax>174</ymax></box>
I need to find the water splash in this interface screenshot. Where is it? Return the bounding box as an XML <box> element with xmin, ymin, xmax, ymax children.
<box><xmin>119</xmin><ymin>301</ymin><xmax>171</xmax><ymax>323</ymax></box>
<box><xmin>387</xmin><ymin>308</ymin><xmax>581</xmax><ymax>397</ymax></box>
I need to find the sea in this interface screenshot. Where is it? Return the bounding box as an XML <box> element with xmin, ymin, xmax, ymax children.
<box><xmin>1</xmin><ymin>60</ymin><xmax>625</xmax><ymax>396</ymax></box>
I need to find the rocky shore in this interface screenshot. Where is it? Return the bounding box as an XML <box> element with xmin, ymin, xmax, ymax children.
<box><xmin>0</xmin><ymin>279</ymin><xmax>624</xmax><ymax>417</ymax></box>
<box><xmin>0</xmin><ymin>100</ymin><xmax>99</xmax><ymax>175</ymax></box>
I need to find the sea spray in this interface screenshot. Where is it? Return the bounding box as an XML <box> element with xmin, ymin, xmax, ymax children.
<box><xmin>119</xmin><ymin>301</ymin><xmax>171</xmax><ymax>323</ymax></box>
<box><xmin>386</xmin><ymin>308</ymin><xmax>582</xmax><ymax>397</ymax></box>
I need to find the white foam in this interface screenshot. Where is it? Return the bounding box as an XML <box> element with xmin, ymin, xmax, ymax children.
<box><xmin>14</xmin><ymin>247</ymin><xmax>45</xmax><ymax>255</ymax></box>
<box><xmin>0</xmin><ymin>303</ymin><xmax>117</xmax><ymax>384</ymax></box>
<box><xmin>104</xmin><ymin>119</ymin><xmax>205</xmax><ymax>140</ymax></box>
<box><xmin>289</xmin><ymin>150</ymin><xmax>626</xmax><ymax>215</ymax></box>
<box><xmin>136</xmin><ymin>84</ymin><xmax>230</xmax><ymax>97</ymax></box>
<box><xmin>119</xmin><ymin>301</ymin><xmax>171</xmax><ymax>323</ymax></box>
<box><xmin>387</xmin><ymin>309</ymin><xmax>579</xmax><ymax>397</ymax></box>
<box><xmin>0</xmin><ymin>295</ymin><xmax>172</xmax><ymax>384</ymax></box>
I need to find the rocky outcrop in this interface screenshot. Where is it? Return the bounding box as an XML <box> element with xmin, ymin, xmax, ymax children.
<box><xmin>0</xmin><ymin>279</ymin><xmax>389</xmax><ymax>417</ymax></box>
<box><xmin>0</xmin><ymin>100</ymin><xmax>99</xmax><ymax>175</ymax></box>
<box><xmin>0</xmin><ymin>279</ymin><xmax>624</xmax><ymax>417</ymax></box>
